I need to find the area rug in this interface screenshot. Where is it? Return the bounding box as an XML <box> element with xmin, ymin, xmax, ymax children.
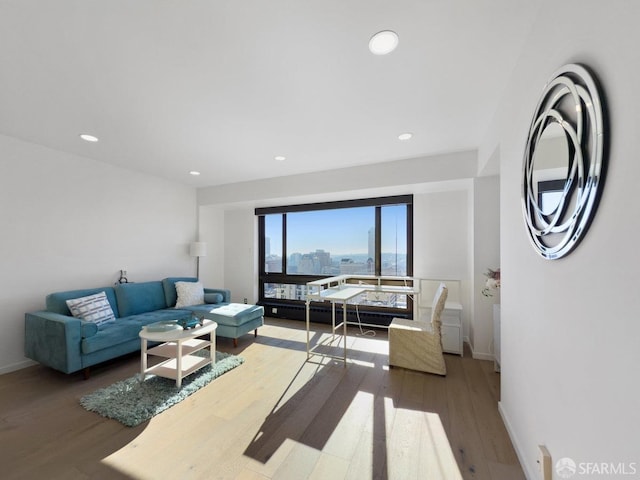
<box><xmin>80</xmin><ymin>351</ymin><xmax>244</xmax><ymax>427</ymax></box>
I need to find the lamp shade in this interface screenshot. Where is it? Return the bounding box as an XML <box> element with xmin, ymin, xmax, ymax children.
<box><xmin>190</xmin><ymin>242</ymin><xmax>207</xmax><ymax>257</ymax></box>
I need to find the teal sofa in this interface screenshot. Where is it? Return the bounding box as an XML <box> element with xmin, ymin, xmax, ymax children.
<box><xmin>24</xmin><ymin>277</ymin><xmax>263</xmax><ymax>376</ymax></box>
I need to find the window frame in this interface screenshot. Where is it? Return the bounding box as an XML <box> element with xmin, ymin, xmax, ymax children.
<box><xmin>256</xmin><ymin>195</ymin><xmax>413</xmax><ymax>316</ymax></box>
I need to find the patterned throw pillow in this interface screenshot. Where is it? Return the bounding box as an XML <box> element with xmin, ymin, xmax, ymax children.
<box><xmin>175</xmin><ymin>281</ymin><xmax>205</xmax><ymax>308</ymax></box>
<box><xmin>66</xmin><ymin>291</ymin><xmax>116</xmax><ymax>326</ymax></box>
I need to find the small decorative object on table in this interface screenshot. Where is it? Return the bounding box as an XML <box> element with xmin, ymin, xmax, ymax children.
<box><xmin>144</xmin><ymin>320</ymin><xmax>182</xmax><ymax>333</ymax></box>
<box><xmin>177</xmin><ymin>314</ymin><xmax>204</xmax><ymax>330</ymax></box>
<box><xmin>482</xmin><ymin>268</ymin><xmax>501</xmax><ymax>297</ymax></box>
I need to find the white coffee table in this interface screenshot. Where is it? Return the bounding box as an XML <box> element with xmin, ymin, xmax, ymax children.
<box><xmin>139</xmin><ymin>319</ymin><xmax>218</xmax><ymax>387</ymax></box>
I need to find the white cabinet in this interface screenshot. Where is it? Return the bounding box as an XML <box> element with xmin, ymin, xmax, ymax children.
<box><xmin>441</xmin><ymin>302</ymin><xmax>463</xmax><ymax>356</ymax></box>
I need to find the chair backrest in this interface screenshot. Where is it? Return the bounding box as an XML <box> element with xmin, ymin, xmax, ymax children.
<box><xmin>430</xmin><ymin>283</ymin><xmax>448</xmax><ymax>328</ymax></box>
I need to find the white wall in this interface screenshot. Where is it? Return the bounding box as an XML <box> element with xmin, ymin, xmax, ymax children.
<box><xmin>471</xmin><ymin>175</ymin><xmax>501</xmax><ymax>359</ymax></box>
<box><xmin>197</xmin><ymin>150</ymin><xmax>478</xmax><ymax>206</ymax></box>
<box><xmin>198</xmin><ymin>205</ymin><xmax>225</xmax><ymax>289</ymax></box>
<box><xmin>413</xmin><ymin>188</ymin><xmax>472</xmax><ymax>338</ymax></box>
<box><xmin>413</xmin><ymin>189</ymin><xmax>469</xmax><ymax>280</ymax></box>
<box><xmin>223</xmin><ymin>208</ymin><xmax>257</xmax><ymax>304</ymax></box>
<box><xmin>0</xmin><ymin>134</ymin><xmax>197</xmax><ymax>373</ymax></box>
<box><xmin>480</xmin><ymin>2</ymin><xmax>640</xmax><ymax>478</ymax></box>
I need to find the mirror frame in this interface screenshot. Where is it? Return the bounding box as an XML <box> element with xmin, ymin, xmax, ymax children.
<box><xmin>521</xmin><ymin>64</ymin><xmax>607</xmax><ymax>260</ymax></box>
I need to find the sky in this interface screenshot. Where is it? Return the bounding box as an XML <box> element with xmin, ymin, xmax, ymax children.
<box><xmin>265</xmin><ymin>205</ymin><xmax>407</xmax><ymax>256</ymax></box>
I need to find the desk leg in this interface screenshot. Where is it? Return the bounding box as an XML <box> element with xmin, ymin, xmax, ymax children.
<box><xmin>331</xmin><ymin>301</ymin><xmax>336</xmax><ymax>342</ymax></box>
<box><xmin>342</xmin><ymin>301</ymin><xmax>347</xmax><ymax>365</ymax></box>
<box><xmin>306</xmin><ymin>299</ymin><xmax>310</xmax><ymax>360</ymax></box>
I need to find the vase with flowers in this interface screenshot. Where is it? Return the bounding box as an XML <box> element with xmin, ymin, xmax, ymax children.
<box><xmin>482</xmin><ymin>268</ymin><xmax>501</xmax><ymax>297</ymax></box>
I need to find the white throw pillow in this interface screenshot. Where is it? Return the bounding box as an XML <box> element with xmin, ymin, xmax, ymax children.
<box><xmin>175</xmin><ymin>281</ymin><xmax>205</xmax><ymax>308</ymax></box>
<box><xmin>66</xmin><ymin>291</ymin><xmax>116</xmax><ymax>326</ymax></box>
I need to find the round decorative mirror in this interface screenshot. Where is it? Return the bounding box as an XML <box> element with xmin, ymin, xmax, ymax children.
<box><xmin>521</xmin><ymin>64</ymin><xmax>607</xmax><ymax>260</ymax></box>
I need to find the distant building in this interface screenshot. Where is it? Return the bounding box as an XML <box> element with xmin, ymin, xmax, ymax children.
<box><xmin>265</xmin><ymin>255</ymin><xmax>282</xmax><ymax>273</ymax></box>
<box><xmin>275</xmin><ymin>284</ymin><xmax>306</xmax><ymax>301</ymax></box>
<box><xmin>288</xmin><ymin>252</ymin><xmax>302</xmax><ymax>273</ymax></box>
<box><xmin>295</xmin><ymin>249</ymin><xmax>332</xmax><ymax>275</ymax></box>
<box><xmin>339</xmin><ymin>257</ymin><xmax>368</xmax><ymax>275</ymax></box>
<box><xmin>314</xmin><ymin>249</ymin><xmax>331</xmax><ymax>272</ymax></box>
<box><xmin>298</xmin><ymin>253</ymin><xmax>317</xmax><ymax>274</ymax></box>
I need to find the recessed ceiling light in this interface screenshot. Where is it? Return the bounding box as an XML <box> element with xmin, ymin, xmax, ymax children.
<box><xmin>398</xmin><ymin>132</ymin><xmax>413</xmax><ymax>141</ymax></box>
<box><xmin>369</xmin><ymin>30</ymin><xmax>399</xmax><ymax>55</ymax></box>
<box><xmin>189</xmin><ymin>171</ymin><xmax>201</xmax><ymax>176</ymax></box>
<box><xmin>79</xmin><ymin>134</ymin><xmax>99</xmax><ymax>142</ymax></box>
<box><xmin>274</xmin><ymin>156</ymin><xmax>286</xmax><ymax>161</ymax></box>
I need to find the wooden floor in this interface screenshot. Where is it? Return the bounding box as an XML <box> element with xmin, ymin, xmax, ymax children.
<box><xmin>0</xmin><ymin>318</ymin><xmax>524</xmax><ymax>480</ymax></box>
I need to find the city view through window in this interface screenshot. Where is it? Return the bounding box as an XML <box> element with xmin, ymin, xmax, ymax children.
<box><xmin>262</xmin><ymin>204</ymin><xmax>410</xmax><ymax>308</ymax></box>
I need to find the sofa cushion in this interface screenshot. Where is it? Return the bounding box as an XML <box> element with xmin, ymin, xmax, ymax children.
<box><xmin>175</xmin><ymin>281</ymin><xmax>204</xmax><ymax>308</ymax></box>
<box><xmin>66</xmin><ymin>291</ymin><xmax>116</xmax><ymax>327</ymax></box>
<box><xmin>162</xmin><ymin>277</ymin><xmax>198</xmax><ymax>307</ymax></box>
<box><xmin>190</xmin><ymin>303</ymin><xmax>264</xmax><ymax>327</ymax></box>
<box><xmin>81</xmin><ymin>323</ymin><xmax>135</xmax><ymax>355</ymax></box>
<box><xmin>204</xmin><ymin>292</ymin><xmax>224</xmax><ymax>304</ymax></box>
<box><xmin>46</xmin><ymin>287</ymin><xmax>119</xmax><ymax>318</ymax></box>
<box><xmin>81</xmin><ymin>321</ymin><xmax>99</xmax><ymax>338</ymax></box>
<box><xmin>81</xmin><ymin>308</ymin><xmax>191</xmax><ymax>354</ymax></box>
<box><xmin>115</xmin><ymin>281</ymin><xmax>167</xmax><ymax>317</ymax></box>
<box><xmin>216</xmin><ymin>316</ymin><xmax>264</xmax><ymax>340</ymax></box>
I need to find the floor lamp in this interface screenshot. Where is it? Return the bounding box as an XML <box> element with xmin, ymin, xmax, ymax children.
<box><xmin>190</xmin><ymin>242</ymin><xmax>207</xmax><ymax>279</ymax></box>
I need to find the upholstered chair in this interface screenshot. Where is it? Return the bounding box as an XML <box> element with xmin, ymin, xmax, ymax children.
<box><xmin>388</xmin><ymin>282</ymin><xmax>448</xmax><ymax>375</ymax></box>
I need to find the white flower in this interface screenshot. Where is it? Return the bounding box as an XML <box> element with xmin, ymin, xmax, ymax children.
<box><xmin>482</xmin><ymin>268</ymin><xmax>500</xmax><ymax>297</ymax></box>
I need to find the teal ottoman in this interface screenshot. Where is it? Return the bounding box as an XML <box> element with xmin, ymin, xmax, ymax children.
<box><xmin>191</xmin><ymin>303</ymin><xmax>264</xmax><ymax>347</ymax></box>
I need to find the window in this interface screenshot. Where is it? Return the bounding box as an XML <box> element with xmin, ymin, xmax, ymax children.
<box><xmin>257</xmin><ymin>195</ymin><xmax>413</xmax><ymax>320</ymax></box>
<box><xmin>264</xmin><ymin>214</ymin><xmax>283</xmax><ymax>273</ymax></box>
<box><xmin>381</xmin><ymin>204</ymin><xmax>408</xmax><ymax>276</ymax></box>
<box><xmin>287</xmin><ymin>207</ymin><xmax>375</xmax><ymax>275</ymax></box>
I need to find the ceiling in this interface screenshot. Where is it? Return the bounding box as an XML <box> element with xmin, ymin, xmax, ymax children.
<box><xmin>0</xmin><ymin>0</ymin><xmax>540</xmax><ymax>188</ymax></box>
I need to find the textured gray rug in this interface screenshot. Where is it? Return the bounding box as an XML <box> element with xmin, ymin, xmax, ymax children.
<box><xmin>80</xmin><ymin>351</ymin><xmax>244</xmax><ymax>427</ymax></box>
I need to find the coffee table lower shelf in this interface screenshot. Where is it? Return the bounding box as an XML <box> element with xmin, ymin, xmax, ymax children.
<box><xmin>147</xmin><ymin>340</ymin><xmax>212</xmax><ymax>378</ymax></box>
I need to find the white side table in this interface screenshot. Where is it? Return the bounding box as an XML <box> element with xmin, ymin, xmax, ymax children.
<box><xmin>441</xmin><ymin>301</ymin><xmax>463</xmax><ymax>356</ymax></box>
<box><xmin>139</xmin><ymin>319</ymin><xmax>218</xmax><ymax>388</ymax></box>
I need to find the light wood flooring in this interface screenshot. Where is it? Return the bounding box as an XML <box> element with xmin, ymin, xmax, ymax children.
<box><xmin>0</xmin><ymin>318</ymin><xmax>524</xmax><ymax>480</ymax></box>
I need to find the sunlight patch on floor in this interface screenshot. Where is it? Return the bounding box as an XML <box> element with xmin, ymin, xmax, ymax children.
<box><xmin>422</xmin><ymin>412</ymin><xmax>463</xmax><ymax>479</ymax></box>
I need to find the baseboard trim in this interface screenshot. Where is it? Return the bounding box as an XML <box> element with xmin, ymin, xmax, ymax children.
<box><xmin>465</xmin><ymin>337</ymin><xmax>496</xmax><ymax>361</ymax></box>
<box><xmin>498</xmin><ymin>401</ymin><xmax>536</xmax><ymax>480</ymax></box>
<box><xmin>472</xmin><ymin>351</ymin><xmax>495</xmax><ymax>361</ymax></box>
<box><xmin>0</xmin><ymin>359</ymin><xmax>37</xmax><ymax>375</ymax></box>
